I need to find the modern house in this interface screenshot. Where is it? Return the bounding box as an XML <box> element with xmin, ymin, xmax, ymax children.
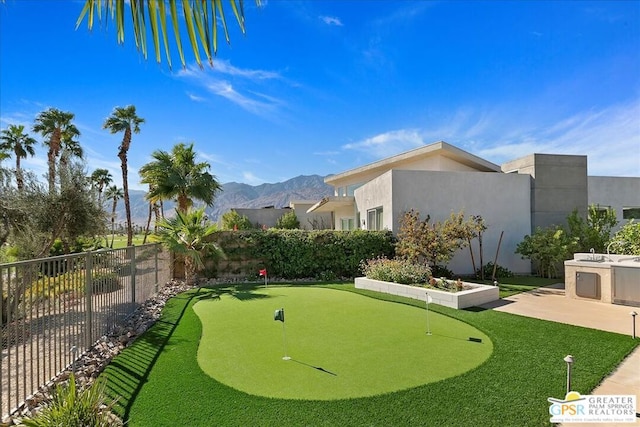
<box><xmin>305</xmin><ymin>141</ymin><xmax>640</xmax><ymax>275</ymax></box>
<box><xmin>231</xmin><ymin>200</ymin><xmax>333</xmax><ymax>230</ymax></box>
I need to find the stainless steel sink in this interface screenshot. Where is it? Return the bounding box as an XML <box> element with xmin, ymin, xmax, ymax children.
<box><xmin>577</xmin><ymin>258</ymin><xmax>605</xmax><ymax>263</ymax></box>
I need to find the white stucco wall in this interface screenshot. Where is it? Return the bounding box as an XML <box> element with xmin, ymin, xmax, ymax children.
<box><xmin>355</xmin><ymin>170</ymin><xmax>532</xmax><ymax>275</ymax></box>
<box><xmin>330</xmin><ymin>154</ymin><xmax>488</xmax><ymax>194</ymax></box>
<box><xmin>353</xmin><ymin>171</ymin><xmax>394</xmax><ymax>230</ymax></box>
<box><xmin>588</xmin><ymin>176</ymin><xmax>640</xmax><ymax>230</ymax></box>
<box><xmin>333</xmin><ymin>205</ymin><xmax>358</xmax><ymax>230</ymax></box>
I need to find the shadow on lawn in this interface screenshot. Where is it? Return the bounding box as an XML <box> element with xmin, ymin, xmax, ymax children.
<box><xmin>103</xmin><ymin>285</ymin><xmax>271</xmax><ymax>421</ymax></box>
<box><xmin>197</xmin><ymin>283</ymin><xmax>272</xmax><ymax>302</ymax></box>
<box><xmin>103</xmin><ymin>291</ymin><xmax>198</xmax><ymax>422</ymax></box>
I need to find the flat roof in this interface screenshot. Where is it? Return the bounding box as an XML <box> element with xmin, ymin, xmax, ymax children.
<box><xmin>326</xmin><ymin>141</ymin><xmax>501</xmax><ymax>185</ymax></box>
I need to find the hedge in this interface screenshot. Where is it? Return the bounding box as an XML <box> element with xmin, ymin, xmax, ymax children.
<box><xmin>204</xmin><ymin>229</ymin><xmax>396</xmax><ymax>280</ymax></box>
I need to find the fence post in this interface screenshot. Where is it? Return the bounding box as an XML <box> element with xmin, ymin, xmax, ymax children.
<box><xmin>130</xmin><ymin>246</ymin><xmax>136</xmax><ymax>304</ymax></box>
<box><xmin>85</xmin><ymin>251</ymin><xmax>93</xmax><ymax>349</ymax></box>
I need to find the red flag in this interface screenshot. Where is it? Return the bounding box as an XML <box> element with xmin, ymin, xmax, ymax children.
<box><xmin>259</xmin><ymin>269</ymin><xmax>267</xmax><ymax>277</ymax></box>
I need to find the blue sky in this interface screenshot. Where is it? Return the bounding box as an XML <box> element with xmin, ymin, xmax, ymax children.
<box><xmin>1</xmin><ymin>1</ymin><xmax>639</xmax><ymax>190</ymax></box>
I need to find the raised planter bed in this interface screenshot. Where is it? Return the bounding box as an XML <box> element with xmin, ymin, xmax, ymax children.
<box><xmin>354</xmin><ymin>277</ymin><xmax>499</xmax><ymax>309</ymax></box>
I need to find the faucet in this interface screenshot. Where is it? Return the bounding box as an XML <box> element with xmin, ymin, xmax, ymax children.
<box><xmin>590</xmin><ymin>248</ymin><xmax>595</xmax><ymax>260</ymax></box>
<box><xmin>606</xmin><ymin>240</ymin><xmax>625</xmax><ymax>261</ymax></box>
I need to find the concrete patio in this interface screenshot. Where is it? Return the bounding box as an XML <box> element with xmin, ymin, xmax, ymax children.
<box><xmin>481</xmin><ymin>284</ymin><xmax>639</xmax><ymax>426</ymax></box>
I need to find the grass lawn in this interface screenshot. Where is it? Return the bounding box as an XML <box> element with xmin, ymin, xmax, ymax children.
<box><xmin>105</xmin><ymin>234</ymin><xmax>147</xmax><ymax>249</ymax></box>
<box><xmin>102</xmin><ymin>283</ymin><xmax>639</xmax><ymax>426</ymax></box>
<box><xmin>468</xmin><ymin>276</ymin><xmax>560</xmax><ymax>298</ymax></box>
<box><xmin>193</xmin><ymin>287</ymin><xmax>492</xmax><ymax>400</ymax></box>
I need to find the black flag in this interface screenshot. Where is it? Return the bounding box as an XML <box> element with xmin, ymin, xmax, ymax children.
<box><xmin>274</xmin><ymin>308</ymin><xmax>285</xmax><ymax>322</ymax></box>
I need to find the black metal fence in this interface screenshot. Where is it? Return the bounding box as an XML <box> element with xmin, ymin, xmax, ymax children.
<box><xmin>0</xmin><ymin>244</ymin><xmax>171</xmax><ymax>421</ymax></box>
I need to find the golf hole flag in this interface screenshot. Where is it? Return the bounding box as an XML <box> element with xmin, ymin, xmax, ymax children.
<box><xmin>259</xmin><ymin>269</ymin><xmax>267</xmax><ymax>277</ymax></box>
<box><xmin>274</xmin><ymin>308</ymin><xmax>285</xmax><ymax>322</ymax></box>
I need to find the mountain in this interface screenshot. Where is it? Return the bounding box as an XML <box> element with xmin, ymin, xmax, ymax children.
<box><xmin>117</xmin><ymin>174</ymin><xmax>333</xmax><ymax>226</ymax></box>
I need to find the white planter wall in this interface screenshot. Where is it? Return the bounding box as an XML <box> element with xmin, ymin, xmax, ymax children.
<box><xmin>354</xmin><ymin>277</ymin><xmax>499</xmax><ymax>309</ymax></box>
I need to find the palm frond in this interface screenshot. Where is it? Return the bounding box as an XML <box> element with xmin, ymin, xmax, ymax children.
<box><xmin>77</xmin><ymin>0</ymin><xmax>259</xmax><ymax>69</ymax></box>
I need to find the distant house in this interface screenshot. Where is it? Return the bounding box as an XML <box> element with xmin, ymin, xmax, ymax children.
<box><xmin>304</xmin><ymin>141</ymin><xmax>640</xmax><ymax>275</ymax></box>
<box><xmin>231</xmin><ymin>200</ymin><xmax>333</xmax><ymax>230</ymax></box>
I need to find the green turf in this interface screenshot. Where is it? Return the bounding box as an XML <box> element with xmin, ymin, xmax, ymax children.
<box><xmin>468</xmin><ymin>276</ymin><xmax>560</xmax><ymax>298</ymax></box>
<box><xmin>193</xmin><ymin>287</ymin><xmax>491</xmax><ymax>400</ymax></box>
<box><xmin>101</xmin><ymin>283</ymin><xmax>639</xmax><ymax>426</ymax></box>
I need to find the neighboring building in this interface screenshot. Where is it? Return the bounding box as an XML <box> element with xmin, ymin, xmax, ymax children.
<box><xmin>304</xmin><ymin>141</ymin><xmax>640</xmax><ymax>275</ymax></box>
<box><xmin>231</xmin><ymin>200</ymin><xmax>333</xmax><ymax>230</ymax></box>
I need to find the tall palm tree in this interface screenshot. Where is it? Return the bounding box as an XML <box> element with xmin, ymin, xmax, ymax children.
<box><xmin>103</xmin><ymin>105</ymin><xmax>144</xmax><ymax>246</ymax></box>
<box><xmin>90</xmin><ymin>168</ymin><xmax>113</xmax><ymax>205</ymax></box>
<box><xmin>33</xmin><ymin>108</ymin><xmax>80</xmax><ymax>194</ymax></box>
<box><xmin>77</xmin><ymin>0</ymin><xmax>254</xmax><ymax>69</ymax></box>
<box><xmin>104</xmin><ymin>185</ymin><xmax>124</xmax><ymax>248</ymax></box>
<box><xmin>139</xmin><ymin>142</ymin><xmax>221</xmax><ymax>214</ymax></box>
<box><xmin>0</xmin><ymin>124</ymin><xmax>37</xmax><ymax>190</ymax></box>
<box><xmin>58</xmin><ymin>137</ymin><xmax>84</xmax><ymax>189</ymax></box>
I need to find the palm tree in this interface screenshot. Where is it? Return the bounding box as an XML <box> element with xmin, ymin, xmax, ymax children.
<box><xmin>139</xmin><ymin>142</ymin><xmax>221</xmax><ymax>214</ymax></box>
<box><xmin>77</xmin><ymin>0</ymin><xmax>254</xmax><ymax>69</ymax></box>
<box><xmin>33</xmin><ymin>108</ymin><xmax>80</xmax><ymax>194</ymax></box>
<box><xmin>104</xmin><ymin>185</ymin><xmax>124</xmax><ymax>248</ymax></box>
<box><xmin>103</xmin><ymin>105</ymin><xmax>144</xmax><ymax>247</ymax></box>
<box><xmin>90</xmin><ymin>168</ymin><xmax>113</xmax><ymax>205</ymax></box>
<box><xmin>0</xmin><ymin>124</ymin><xmax>37</xmax><ymax>190</ymax></box>
<box><xmin>154</xmin><ymin>207</ymin><xmax>222</xmax><ymax>284</ymax></box>
<box><xmin>58</xmin><ymin>137</ymin><xmax>84</xmax><ymax>189</ymax></box>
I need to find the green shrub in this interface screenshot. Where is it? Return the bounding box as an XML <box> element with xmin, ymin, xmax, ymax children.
<box><xmin>274</xmin><ymin>211</ymin><xmax>300</xmax><ymax>229</ymax></box>
<box><xmin>609</xmin><ymin>220</ymin><xmax>640</xmax><ymax>255</ymax></box>
<box><xmin>430</xmin><ymin>265</ymin><xmax>454</xmax><ymax>279</ymax></box>
<box><xmin>360</xmin><ymin>257</ymin><xmax>431</xmax><ymax>285</ymax></box>
<box><xmin>206</xmin><ymin>229</ymin><xmax>396</xmax><ymax>280</ymax></box>
<box><xmin>19</xmin><ymin>374</ymin><xmax>121</xmax><ymax>427</ymax></box>
<box><xmin>476</xmin><ymin>262</ymin><xmax>514</xmax><ymax>279</ymax></box>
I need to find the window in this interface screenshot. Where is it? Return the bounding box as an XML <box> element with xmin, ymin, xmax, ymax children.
<box><xmin>367</xmin><ymin>207</ymin><xmax>383</xmax><ymax>231</ymax></box>
<box><xmin>623</xmin><ymin>207</ymin><xmax>640</xmax><ymax>220</ymax></box>
<box><xmin>340</xmin><ymin>218</ymin><xmax>355</xmax><ymax>231</ymax></box>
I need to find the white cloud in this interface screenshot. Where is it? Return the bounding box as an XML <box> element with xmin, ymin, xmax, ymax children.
<box><xmin>175</xmin><ymin>62</ymin><xmax>286</xmax><ymax>118</ymax></box>
<box><xmin>187</xmin><ymin>92</ymin><xmax>206</xmax><ymax>102</ymax></box>
<box><xmin>242</xmin><ymin>171</ymin><xmax>263</xmax><ymax>185</ymax></box>
<box><xmin>340</xmin><ymin>100</ymin><xmax>640</xmax><ymax>177</ymax></box>
<box><xmin>343</xmin><ymin>129</ymin><xmax>425</xmax><ymax>158</ymax></box>
<box><xmin>320</xmin><ymin>16</ymin><xmax>343</xmax><ymax>26</ymax></box>
<box><xmin>471</xmin><ymin>101</ymin><xmax>640</xmax><ymax>176</ymax></box>
<box><xmin>213</xmin><ymin>60</ymin><xmax>282</xmax><ymax>80</ymax></box>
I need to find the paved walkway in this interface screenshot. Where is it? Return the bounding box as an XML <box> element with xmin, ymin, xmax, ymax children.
<box><xmin>481</xmin><ymin>284</ymin><xmax>639</xmax><ymax>426</ymax></box>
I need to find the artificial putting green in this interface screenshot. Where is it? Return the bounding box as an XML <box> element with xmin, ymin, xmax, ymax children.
<box><xmin>193</xmin><ymin>286</ymin><xmax>492</xmax><ymax>400</ymax></box>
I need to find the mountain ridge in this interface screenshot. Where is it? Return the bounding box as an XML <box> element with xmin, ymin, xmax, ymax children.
<box><xmin>117</xmin><ymin>174</ymin><xmax>333</xmax><ymax>226</ymax></box>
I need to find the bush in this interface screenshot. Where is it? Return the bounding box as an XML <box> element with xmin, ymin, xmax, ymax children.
<box><xmin>221</xmin><ymin>210</ymin><xmax>254</xmax><ymax>230</ymax></box>
<box><xmin>275</xmin><ymin>211</ymin><xmax>300</xmax><ymax>229</ymax></box>
<box><xmin>609</xmin><ymin>220</ymin><xmax>640</xmax><ymax>255</ymax></box>
<box><xmin>206</xmin><ymin>229</ymin><xmax>396</xmax><ymax>280</ymax></box>
<box><xmin>476</xmin><ymin>262</ymin><xmax>514</xmax><ymax>279</ymax></box>
<box><xmin>430</xmin><ymin>265</ymin><xmax>454</xmax><ymax>279</ymax></box>
<box><xmin>19</xmin><ymin>373</ymin><xmax>121</xmax><ymax>427</ymax></box>
<box><xmin>360</xmin><ymin>257</ymin><xmax>431</xmax><ymax>285</ymax></box>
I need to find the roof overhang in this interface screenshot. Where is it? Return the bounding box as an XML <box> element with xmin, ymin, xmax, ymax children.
<box><xmin>306</xmin><ymin>196</ymin><xmax>355</xmax><ymax>213</ymax></box>
<box><xmin>325</xmin><ymin>141</ymin><xmax>501</xmax><ymax>186</ymax></box>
